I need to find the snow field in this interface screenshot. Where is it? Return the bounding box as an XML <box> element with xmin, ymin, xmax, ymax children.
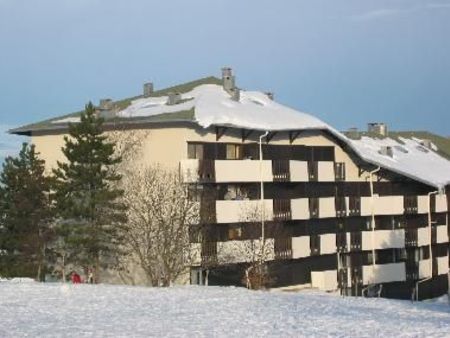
<box><xmin>1</xmin><ymin>282</ymin><xmax>450</xmax><ymax>337</ymax></box>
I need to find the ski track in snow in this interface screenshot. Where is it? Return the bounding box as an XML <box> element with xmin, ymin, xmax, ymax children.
<box><xmin>0</xmin><ymin>283</ymin><xmax>449</xmax><ymax>337</ymax></box>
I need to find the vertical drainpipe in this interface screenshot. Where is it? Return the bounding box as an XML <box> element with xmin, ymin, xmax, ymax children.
<box><xmin>369</xmin><ymin>167</ymin><xmax>381</xmax><ymax>284</ymax></box>
<box><xmin>415</xmin><ymin>190</ymin><xmax>438</xmax><ymax>301</ymax></box>
<box><xmin>259</xmin><ymin>131</ymin><xmax>269</xmax><ymax>266</ymax></box>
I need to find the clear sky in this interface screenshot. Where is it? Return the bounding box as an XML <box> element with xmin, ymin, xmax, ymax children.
<box><xmin>0</xmin><ymin>0</ymin><xmax>449</xmax><ymax>158</ymax></box>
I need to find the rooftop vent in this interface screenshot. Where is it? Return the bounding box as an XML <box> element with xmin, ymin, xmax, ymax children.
<box><xmin>421</xmin><ymin>139</ymin><xmax>433</xmax><ymax>150</ymax></box>
<box><xmin>379</xmin><ymin>146</ymin><xmax>394</xmax><ymax>158</ymax></box>
<box><xmin>368</xmin><ymin>122</ymin><xmax>388</xmax><ymax>137</ymax></box>
<box><xmin>143</xmin><ymin>82</ymin><xmax>154</xmax><ymax>97</ymax></box>
<box><xmin>167</xmin><ymin>92</ymin><xmax>181</xmax><ymax>105</ymax></box>
<box><xmin>265</xmin><ymin>92</ymin><xmax>274</xmax><ymax>100</ymax></box>
<box><xmin>99</xmin><ymin>98</ymin><xmax>113</xmax><ymax>110</ymax></box>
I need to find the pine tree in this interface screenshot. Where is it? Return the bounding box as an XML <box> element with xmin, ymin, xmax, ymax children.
<box><xmin>0</xmin><ymin>143</ymin><xmax>53</xmax><ymax>280</ymax></box>
<box><xmin>53</xmin><ymin>102</ymin><xmax>126</xmax><ymax>282</ymax></box>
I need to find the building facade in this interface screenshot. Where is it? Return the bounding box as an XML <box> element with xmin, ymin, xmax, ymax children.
<box><xmin>11</xmin><ymin>69</ymin><xmax>450</xmax><ymax>300</ymax></box>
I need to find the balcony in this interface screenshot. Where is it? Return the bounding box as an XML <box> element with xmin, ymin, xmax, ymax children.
<box><xmin>437</xmin><ymin>256</ymin><xmax>449</xmax><ymax>276</ymax></box>
<box><xmin>362</xmin><ymin>262</ymin><xmax>406</xmax><ymax>285</ymax></box>
<box><xmin>215</xmin><ymin>199</ymin><xmax>273</xmax><ymax>224</ymax></box>
<box><xmin>217</xmin><ymin>239</ymin><xmax>275</xmax><ymax>264</ymax></box>
<box><xmin>291</xmin><ymin>198</ymin><xmax>309</xmax><ymax>220</ymax></box>
<box><xmin>311</xmin><ymin>270</ymin><xmax>338</xmax><ymax>291</ymax></box>
<box><xmin>360</xmin><ymin>195</ymin><xmax>404</xmax><ymax>217</ymax></box>
<box><xmin>292</xmin><ymin>236</ymin><xmax>310</xmax><ymax>259</ymax></box>
<box><xmin>436</xmin><ymin>225</ymin><xmax>448</xmax><ymax>244</ymax></box>
<box><xmin>215</xmin><ymin>160</ymin><xmax>273</xmax><ymax>183</ymax></box>
<box><xmin>417</xmin><ymin>227</ymin><xmax>431</xmax><ymax>247</ymax></box>
<box><xmin>436</xmin><ymin>194</ymin><xmax>448</xmax><ymax>213</ymax></box>
<box><xmin>289</xmin><ymin>161</ymin><xmax>308</xmax><ymax>182</ymax></box>
<box><xmin>419</xmin><ymin>259</ymin><xmax>431</xmax><ymax>279</ymax></box>
<box><xmin>320</xmin><ymin>233</ymin><xmax>336</xmax><ymax>255</ymax></box>
<box><xmin>361</xmin><ymin>229</ymin><xmax>405</xmax><ymax>251</ymax></box>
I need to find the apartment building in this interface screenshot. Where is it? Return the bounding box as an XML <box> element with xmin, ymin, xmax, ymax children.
<box><xmin>11</xmin><ymin>68</ymin><xmax>450</xmax><ymax>299</ymax></box>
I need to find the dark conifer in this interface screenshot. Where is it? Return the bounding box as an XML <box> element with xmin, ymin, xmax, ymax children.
<box><xmin>0</xmin><ymin>143</ymin><xmax>53</xmax><ymax>280</ymax></box>
<box><xmin>53</xmin><ymin>102</ymin><xmax>126</xmax><ymax>282</ymax></box>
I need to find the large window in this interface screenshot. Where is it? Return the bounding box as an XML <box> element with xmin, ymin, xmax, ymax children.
<box><xmin>226</xmin><ymin>144</ymin><xmax>242</xmax><ymax>160</ymax></box>
<box><xmin>188</xmin><ymin>143</ymin><xmax>204</xmax><ymax>159</ymax></box>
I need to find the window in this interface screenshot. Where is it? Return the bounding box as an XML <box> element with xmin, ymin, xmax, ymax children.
<box><xmin>334</xmin><ymin>162</ymin><xmax>346</xmax><ymax>181</ymax></box>
<box><xmin>226</xmin><ymin>144</ymin><xmax>242</xmax><ymax>160</ymax></box>
<box><xmin>228</xmin><ymin>226</ymin><xmax>242</xmax><ymax>240</ymax></box>
<box><xmin>188</xmin><ymin>143</ymin><xmax>204</xmax><ymax>159</ymax></box>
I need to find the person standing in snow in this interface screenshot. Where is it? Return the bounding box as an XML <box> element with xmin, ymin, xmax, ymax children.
<box><xmin>71</xmin><ymin>271</ymin><xmax>81</xmax><ymax>284</ymax></box>
<box><xmin>87</xmin><ymin>268</ymin><xmax>94</xmax><ymax>284</ymax></box>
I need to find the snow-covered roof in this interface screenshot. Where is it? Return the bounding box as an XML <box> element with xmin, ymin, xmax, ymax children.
<box><xmin>346</xmin><ymin>136</ymin><xmax>450</xmax><ymax>190</ymax></box>
<box><xmin>10</xmin><ymin>79</ymin><xmax>450</xmax><ymax>190</ymax></box>
<box><xmin>118</xmin><ymin>84</ymin><xmax>328</xmax><ymax>131</ymax></box>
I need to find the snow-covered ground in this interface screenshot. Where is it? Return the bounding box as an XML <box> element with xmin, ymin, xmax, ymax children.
<box><xmin>0</xmin><ymin>282</ymin><xmax>449</xmax><ymax>337</ymax></box>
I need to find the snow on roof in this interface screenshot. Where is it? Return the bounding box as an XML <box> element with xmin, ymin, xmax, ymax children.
<box><xmin>52</xmin><ymin>116</ymin><xmax>81</xmax><ymax>124</ymax></box>
<box><xmin>49</xmin><ymin>83</ymin><xmax>450</xmax><ymax>190</ymax></box>
<box><xmin>117</xmin><ymin>84</ymin><xmax>329</xmax><ymax>131</ymax></box>
<box><xmin>346</xmin><ymin>136</ymin><xmax>450</xmax><ymax>190</ymax></box>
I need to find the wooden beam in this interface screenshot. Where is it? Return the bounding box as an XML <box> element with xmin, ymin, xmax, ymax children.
<box><xmin>266</xmin><ymin>131</ymin><xmax>277</xmax><ymax>143</ymax></box>
<box><xmin>215</xmin><ymin>126</ymin><xmax>228</xmax><ymax>141</ymax></box>
<box><xmin>241</xmin><ymin>129</ymin><xmax>253</xmax><ymax>142</ymax></box>
<box><xmin>289</xmin><ymin>130</ymin><xmax>302</xmax><ymax>144</ymax></box>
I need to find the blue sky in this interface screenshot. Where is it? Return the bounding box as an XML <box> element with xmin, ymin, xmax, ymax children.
<box><xmin>0</xmin><ymin>0</ymin><xmax>449</xmax><ymax>159</ymax></box>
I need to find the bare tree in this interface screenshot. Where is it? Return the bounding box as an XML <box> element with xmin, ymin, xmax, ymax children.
<box><xmin>218</xmin><ymin>204</ymin><xmax>274</xmax><ymax>290</ymax></box>
<box><xmin>121</xmin><ymin>166</ymin><xmax>199</xmax><ymax>286</ymax></box>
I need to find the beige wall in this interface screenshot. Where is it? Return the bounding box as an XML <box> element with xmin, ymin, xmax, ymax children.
<box><xmin>32</xmin><ymin>126</ymin><xmax>370</xmax><ymax>184</ymax></box>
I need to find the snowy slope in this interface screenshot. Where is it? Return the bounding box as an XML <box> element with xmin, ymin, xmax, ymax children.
<box><xmin>0</xmin><ymin>282</ymin><xmax>449</xmax><ymax>337</ymax></box>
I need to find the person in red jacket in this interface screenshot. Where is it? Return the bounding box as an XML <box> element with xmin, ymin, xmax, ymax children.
<box><xmin>71</xmin><ymin>271</ymin><xmax>82</xmax><ymax>284</ymax></box>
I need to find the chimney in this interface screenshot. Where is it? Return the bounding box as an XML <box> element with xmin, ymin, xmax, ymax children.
<box><xmin>99</xmin><ymin>98</ymin><xmax>113</xmax><ymax>110</ymax></box>
<box><xmin>143</xmin><ymin>82</ymin><xmax>154</xmax><ymax>97</ymax></box>
<box><xmin>379</xmin><ymin>146</ymin><xmax>394</xmax><ymax>157</ymax></box>
<box><xmin>221</xmin><ymin>67</ymin><xmax>236</xmax><ymax>93</ymax></box>
<box><xmin>368</xmin><ymin>122</ymin><xmax>388</xmax><ymax>137</ymax></box>
<box><xmin>230</xmin><ymin>88</ymin><xmax>240</xmax><ymax>102</ymax></box>
<box><xmin>167</xmin><ymin>92</ymin><xmax>181</xmax><ymax>105</ymax></box>
<box><xmin>265</xmin><ymin>92</ymin><xmax>274</xmax><ymax>100</ymax></box>
<box><xmin>347</xmin><ymin>127</ymin><xmax>359</xmax><ymax>139</ymax></box>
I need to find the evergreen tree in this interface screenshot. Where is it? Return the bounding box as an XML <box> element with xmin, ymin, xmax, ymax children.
<box><xmin>0</xmin><ymin>143</ymin><xmax>53</xmax><ymax>280</ymax></box>
<box><xmin>53</xmin><ymin>102</ymin><xmax>126</xmax><ymax>282</ymax></box>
